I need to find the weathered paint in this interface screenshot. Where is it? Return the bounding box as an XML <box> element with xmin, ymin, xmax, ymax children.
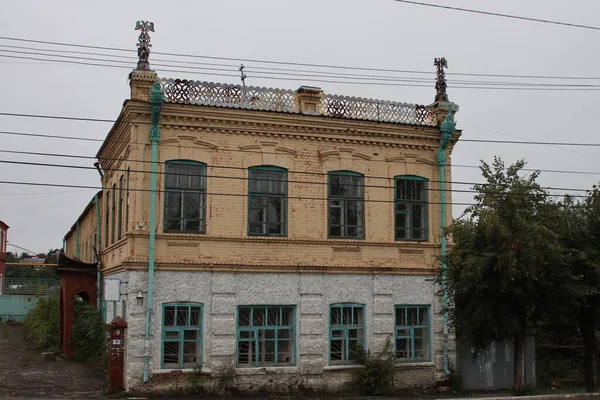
<box><xmin>94</xmin><ymin>193</ymin><xmax>102</xmax><ymax>311</ymax></box>
<box><xmin>107</xmin><ymin>270</ymin><xmax>452</xmax><ymax>392</ymax></box>
<box><xmin>143</xmin><ymin>81</ymin><xmax>164</xmax><ymax>383</ymax></box>
<box><xmin>437</xmin><ymin>105</ymin><xmax>456</xmax><ymax>375</ymax></box>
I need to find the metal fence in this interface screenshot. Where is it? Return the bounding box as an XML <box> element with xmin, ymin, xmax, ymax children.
<box><xmin>536</xmin><ymin>343</ymin><xmax>585</xmax><ymax>387</ymax></box>
<box><xmin>2</xmin><ymin>278</ymin><xmax>60</xmax><ymax>296</ymax></box>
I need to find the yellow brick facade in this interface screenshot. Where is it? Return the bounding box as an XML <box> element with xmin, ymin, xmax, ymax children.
<box><xmin>97</xmin><ymin>75</ymin><xmax>459</xmax><ymax>276</ymax></box>
<box><xmin>63</xmin><ymin>192</ymin><xmax>101</xmax><ymax>264</ymax></box>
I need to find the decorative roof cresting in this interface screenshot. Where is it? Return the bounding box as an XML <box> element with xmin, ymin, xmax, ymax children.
<box><xmin>135</xmin><ymin>21</ymin><xmax>154</xmax><ymax>71</ymax></box>
<box><xmin>160</xmin><ymin>78</ymin><xmax>436</xmax><ymax>126</ymax></box>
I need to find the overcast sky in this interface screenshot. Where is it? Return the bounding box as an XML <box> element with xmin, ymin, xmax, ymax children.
<box><xmin>0</xmin><ymin>0</ymin><xmax>599</xmax><ymax>254</ymax></box>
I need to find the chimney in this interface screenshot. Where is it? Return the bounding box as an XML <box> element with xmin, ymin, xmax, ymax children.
<box><xmin>294</xmin><ymin>86</ymin><xmax>324</xmax><ymax>115</ymax></box>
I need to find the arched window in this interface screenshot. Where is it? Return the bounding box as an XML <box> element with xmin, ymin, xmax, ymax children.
<box><xmin>125</xmin><ymin>167</ymin><xmax>130</xmax><ymax>234</ymax></box>
<box><xmin>248</xmin><ymin>166</ymin><xmax>287</xmax><ymax>236</ymax></box>
<box><xmin>111</xmin><ymin>184</ymin><xmax>116</xmax><ymax>244</ymax></box>
<box><xmin>164</xmin><ymin>161</ymin><xmax>206</xmax><ymax>233</ymax></box>
<box><xmin>118</xmin><ymin>175</ymin><xmax>124</xmax><ymax>240</ymax></box>
<box><xmin>104</xmin><ymin>191</ymin><xmax>110</xmax><ymax>247</ymax></box>
<box><xmin>394</xmin><ymin>176</ymin><xmax>428</xmax><ymax>241</ymax></box>
<box><xmin>327</xmin><ymin>171</ymin><xmax>364</xmax><ymax>239</ymax></box>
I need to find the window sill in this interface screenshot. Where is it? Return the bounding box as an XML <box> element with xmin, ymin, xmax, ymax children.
<box><xmin>163</xmin><ymin>231</ymin><xmax>206</xmax><ymax>236</ymax></box>
<box><xmin>395</xmin><ymin>361</ymin><xmax>434</xmax><ymax>369</ymax></box>
<box><xmin>155</xmin><ymin>367</ymin><xmax>211</xmax><ymax>374</ymax></box>
<box><xmin>323</xmin><ymin>364</ymin><xmax>365</xmax><ymax>372</ymax></box>
<box><xmin>235</xmin><ymin>366</ymin><xmax>299</xmax><ymax>375</ymax></box>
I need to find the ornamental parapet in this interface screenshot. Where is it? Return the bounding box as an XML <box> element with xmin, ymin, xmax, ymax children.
<box><xmin>160</xmin><ymin>78</ymin><xmax>437</xmax><ymax>127</ymax></box>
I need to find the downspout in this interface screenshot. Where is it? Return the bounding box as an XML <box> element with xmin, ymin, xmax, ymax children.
<box><xmin>94</xmin><ymin>162</ymin><xmax>105</xmax><ymax>319</ymax></box>
<box><xmin>143</xmin><ymin>81</ymin><xmax>164</xmax><ymax>383</ymax></box>
<box><xmin>75</xmin><ymin>221</ymin><xmax>80</xmax><ymax>259</ymax></box>
<box><xmin>436</xmin><ymin>106</ymin><xmax>455</xmax><ymax>376</ymax></box>
<box><xmin>94</xmin><ymin>194</ymin><xmax>102</xmax><ymax>312</ymax></box>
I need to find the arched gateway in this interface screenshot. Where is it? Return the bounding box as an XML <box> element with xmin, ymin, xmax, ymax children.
<box><xmin>56</xmin><ymin>251</ymin><xmax>98</xmax><ymax>357</ymax></box>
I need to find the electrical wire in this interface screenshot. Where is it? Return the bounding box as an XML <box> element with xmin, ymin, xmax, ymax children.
<box><xmin>1</xmin><ymin>46</ymin><xmax>598</xmax><ymax>88</ymax></box>
<box><xmin>1</xmin><ymin>128</ymin><xmax>599</xmax><ymax>177</ymax></box>
<box><xmin>1</xmin><ymin>35</ymin><xmax>600</xmax><ymax>80</ymax></box>
<box><xmin>0</xmin><ymin>151</ymin><xmax>595</xmax><ymax>195</ymax></box>
<box><xmin>0</xmin><ymin>179</ymin><xmax>479</xmax><ymax>206</ymax></box>
<box><xmin>2</xmin><ymin>113</ymin><xmax>600</xmax><ymax>148</ymax></box>
<box><xmin>392</xmin><ymin>0</ymin><xmax>600</xmax><ymax>31</ymax></box>
<box><xmin>0</xmin><ymin>179</ymin><xmax>592</xmax><ymax>206</ymax></box>
<box><xmin>7</xmin><ymin>242</ymin><xmax>39</xmax><ymax>255</ymax></box>
<box><xmin>2</xmin><ymin>52</ymin><xmax>600</xmax><ymax>92</ymax></box>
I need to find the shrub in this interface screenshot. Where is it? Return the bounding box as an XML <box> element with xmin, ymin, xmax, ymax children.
<box><xmin>24</xmin><ymin>295</ymin><xmax>60</xmax><ymax>351</ymax></box>
<box><xmin>71</xmin><ymin>300</ymin><xmax>107</xmax><ymax>363</ymax></box>
<box><xmin>350</xmin><ymin>336</ymin><xmax>396</xmax><ymax>395</ymax></box>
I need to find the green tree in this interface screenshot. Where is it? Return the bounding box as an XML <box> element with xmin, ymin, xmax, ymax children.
<box><xmin>444</xmin><ymin>157</ymin><xmax>563</xmax><ymax>392</ymax></box>
<box><xmin>547</xmin><ymin>187</ymin><xmax>600</xmax><ymax>392</ymax></box>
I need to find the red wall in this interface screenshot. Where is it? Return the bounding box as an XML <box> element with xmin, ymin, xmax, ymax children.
<box><xmin>59</xmin><ymin>274</ymin><xmax>97</xmax><ymax>357</ymax></box>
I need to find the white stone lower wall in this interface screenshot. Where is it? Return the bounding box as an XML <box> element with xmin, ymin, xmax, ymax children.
<box><xmin>106</xmin><ymin>271</ymin><xmax>454</xmax><ymax>393</ymax></box>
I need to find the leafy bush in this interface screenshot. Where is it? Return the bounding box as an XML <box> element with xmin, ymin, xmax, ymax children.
<box><xmin>24</xmin><ymin>295</ymin><xmax>60</xmax><ymax>351</ymax></box>
<box><xmin>350</xmin><ymin>337</ymin><xmax>396</xmax><ymax>395</ymax></box>
<box><xmin>71</xmin><ymin>300</ymin><xmax>107</xmax><ymax>363</ymax></box>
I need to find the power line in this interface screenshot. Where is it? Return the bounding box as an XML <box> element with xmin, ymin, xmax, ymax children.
<box><xmin>1</xmin><ymin>126</ymin><xmax>600</xmax><ymax>177</ymax></box>
<box><xmin>1</xmin><ymin>46</ymin><xmax>599</xmax><ymax>88</ymax></box>
<box><xmin>0</xmin><ymin>179</ymin><xmax>591</xmax><ymax>206</ymax></box>
<box><xmin>0</xmin><ymin>179</ymin><xmax>478</xmax><ymax>206</ymax></box>
<box><xmin>0</xmin><ymin>150</ymin><xmax>595</xmax><ymax>194</ymax></box>
<box><xmin>0</xmin><ymin>188</ymin><xmax>92</xmax><ymax>196</ymax></box>
<box><xmin>392</xmin><ymin>0</ymin><xmax>600</xmax><ymax>31</ymax></box>
<box><xmin>1</xmin><ymin>159</ymin><xmax>592</xmax><ymax>198</ymax></box>
<box><xmin>2</xmin><ymin>51</ymin><xmax>600</xmax><ymax>92</ymax></box>
<box><xmin>7</xmin><ymin>242</ymin><xmax>39</xmax><ymax>255</ymax></box>
<box><xmin>2</xmin><ymin>113</ymin><xmax>600</xmax><ymax>148</ymax></box>
<box><xmin>1</xmin><ymin>35</ymin><xmax>599</xmax><ymax>81</ymax></box>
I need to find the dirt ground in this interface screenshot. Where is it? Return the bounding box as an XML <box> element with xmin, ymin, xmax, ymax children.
<box><xmin>0</xmin><ymin>323</ymin><xmax>105</xmax><ymax>399</ymax></box>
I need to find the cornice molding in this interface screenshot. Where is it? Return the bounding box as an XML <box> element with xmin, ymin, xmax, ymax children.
<box><xmin>110</xmin><ymin>261</ymin><xmax>437</xmax><ymax>276</ymax></box>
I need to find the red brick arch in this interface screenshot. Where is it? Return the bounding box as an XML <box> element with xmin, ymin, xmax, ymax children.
<box><xmin>57</xmin><ymin>252</ymin><xmax>98</xmax><ymax>358</ymax></box>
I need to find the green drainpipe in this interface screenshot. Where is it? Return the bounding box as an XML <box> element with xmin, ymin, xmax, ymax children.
<box><xmin>75</xmin><ymin>221</ymin><xmax>80</xmax><ymax>258</ymax></box>
<box><xmin>143</xmin><ymin>82</ymin><xmax>164</xmax><ymax>383</ymax></box>
<box><xmin>436</xmin><ymin>105</ymin><xmax>455</xmax><ymax>376</ymax></box>
<box><xmin>94</xmin><ymin>194</ymin><xmax>102</xmax><ymax>312</ymax></box>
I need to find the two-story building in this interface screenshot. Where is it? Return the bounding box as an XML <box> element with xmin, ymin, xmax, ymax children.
<box><xmin>64</xmin><ymin>24</ymin><xmax>460</xmax><ymax>393</ymax></box>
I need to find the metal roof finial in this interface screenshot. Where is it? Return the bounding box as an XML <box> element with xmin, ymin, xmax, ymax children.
<box><xmin>434</xmin><ymin>57</ymin><xmax>448</xmax><ymax>102</ymax></box>
<box><xmin>135</xmin><ymin>21</ymin><xmax>154</xmax><ymax>71</ymax></box>
<box><xmin>239</xmin><ymin>64</ymin><xmax>247</xmax><ymax>87</ymax></box>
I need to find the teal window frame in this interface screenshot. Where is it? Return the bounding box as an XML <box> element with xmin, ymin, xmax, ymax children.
<box><xmin>125</xmin><ymin>167</ymin><xmax>130</xmax><ymax>234</ymax></box>
<box><xmin>163</xmin><ymin>160</ymin><xmax>207</xmax><ymax>234</ymax></box>
<box><xmin>328</xmin><ymin>171</ymin><xmax>365</xmax><ymax>239</ymax></box>
<box><xmin>236</xmin><ymin>305</ymin><xmax>296</xmax><ymax>367</ymax></box>
<box><xmin>394</xmin><ymin>176</ymin><xmax>429</xmax><ymax>241</ymax></box>
<box><xmin>118</xmin><ymin>175</ymin><xmax>124</xmax><ymax>241</ymax></box>
<box><xmin>111</xmin><ymin>184</ymin><xmax>116</xmax><ymax>244</ymax></box>
<box><xmin>104</xmin><ymin>190</ymin><xmax>110</xmax><ymax>247</ymax></box>
<box><xmin>247</xmin><ymin>166</ymin><xmax>287</xmax><ymax>237</ymax></box>
<box><xmin>329</xmin><ymin>303</ymin><xmax>366</xmax><ymax>365</ymax></box>
<box><xmin>394</xmin><ymin>305</ymin><xmax>431</xmax><ymax>362</ymax></box>
<box><xmin>161</xmin><ymin>303</ymin><xmax>203</xmax><ymax>369</ymax></box>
